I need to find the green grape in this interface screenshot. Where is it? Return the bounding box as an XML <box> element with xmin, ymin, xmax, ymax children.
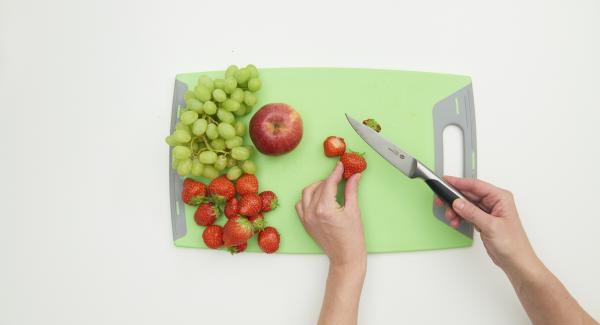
<box><xmin>173</xmin><ymin>146</ymin><xmax>192</xmax><ymax>159</ymax></box>
<box><xmin>181</xmin><ymin>110</ymin><xmax>198</xmax><ymax>125</ymax></box>
<box><xmin>214</xmin><ymin>78</ymin><xmax>225</xmax><ymax>90</ymax></box>
<box><xmin>177</xmin><ymin>158</ymin><xmax>192</xmax><ymax>176</ymax></box>
<box><xmin>234</xmin><ymin>103</ymin><xmax>247</xmax><ymax>117</ymax></box>
<box><xmin>192</xmin><ymin>118</ymin><xmax>208</xmax><ymax>136</ymax></box>
<box><xmin>212</xmin><ymin>89</ymin><xmax>227</xmax><ymax>103</ymax></box>
<box><xmin>224</xmin><ymin>77</ymin><xmax>237</xmax><ymax>94</ymax></box>
<box><xmin>173</xmin><ymin>129</ymin><xmax>192</xmax><ymax>143</ymax></box>
<box><xmin>206</xmin><ymin>123</ymin><xmax>218</xmax><ymax>139</ymax></box>
<box><xmin>234</xmin><ymin>67</ymin><xmax>250</xmax><ymax>84</ymax></box>
<box><xmin>231</xmin><ymin>147</ymin><xmax>250</xmax><ymax>160</ymax></box>
<box><xmin>214</xmin><ymin>155</ymin><xmax>227</xmax><ymax>171</ymax></box>
<box><xmin>165</xmin><ymin>135</ymin><xmax>179</xmax><ymax>146</ymax></box>
<box><xmin>191</xmin><ymin>141</ymin><xmax>199</xmax><ymax>151</ymax></box>
<box><xmin>246</xmin><ymin>64</ymin><xmax>259</xmax><ymax>78</ymax></box>
<box><xmin>217</xmin><ymin>123</ymin><xmax>236</xmax><ymax>140</ymax></box>
<box><xmin>197</xmin><ymin>75</ymin><xmax>214</xmax><ymax>91</ymax></box>
<box><xmin>202</xmin><ymin>165</ymin><xmax>219</xmax><ymax>179</ymax></box>
<box><xmin>225</xmin><ymin>65</ymin><xmax>238</xmax><ymax>79</ymax></box>
<box><xmin>223</xmin><ymin>99</ymin><xmax>240</xmax><ymax>112</ymax></box>
<box><xmin>189</xmin><ymin>99</ymin><xmax>204</xmax><ymax>113</ymax></box>
<box><xmin>184</xmin><ymin>90</ymin><xmax>196</xmax><ymax>101</ymax></box>
<box><xmin>234</xmin><ymin>121</ymin><xmax>245</xmax><ymax>136</ymax></box>
<box><xmin>225</xmin><ymin>136</ymin><xmax>243</xmax><ymax>149</ymax></box>
<box><xmin>194</xmin><ymin>85</ymin><xmax>212</xmax><ymax>102</ymax></box>
<box><xmin>244</xmin><ymin>91</ymin><xmax>257</xmax><ymax>106</ymax></box>
<box><xmin>172</xmin><ymin>158</ymin><xmax>181</xmax><ymax>169</ymax></box>
<box><xmin>226</xmin><ymin>166</ymin><xmax>242</xmax><ymax>180</ymax></box>
<box><xmin>226</xmin><ymin>157</ymin><xmax>236</xmax><ymax>168</ymax></box>
<box><xmin>175</xmin><ymin>121</ymin><xmax>190</xmax><ymax>132</ymax></box>
<box><xmin>230</xmin><ymin>88</ymin><xmax>244</xmax><ymax>103</ymax></box>
<box><xmin>217</xmin><ymin>108</ymin><xmax>235</xmax><ymax>123</ymax></box>
<box><xmin>247</xmin><ymin>78</ymin><xmax>262</xmax><ymax>92</ymax></box>
<box><xmin>210</xmin><ymin>138</ymin><xmax>226</xmax><ymax>151</ymax></box>
<box><xmin>203</xmin><ymin>101</ymin><xmax>217</xmax><ymax>115</ymax></box>
<box><xmin>198</xmin><ymin>151</ymin><xmax>218</xmax><ymax>164</ymax></box>
<box><xmin>191</xmin><ymin>159</ymin><xmax>204</xmax><ymax>176</ymax></box>
<box><xmin>241</xmin><ymin>160</ymin><xmax>257</xmax><ymax>174</ymax></box>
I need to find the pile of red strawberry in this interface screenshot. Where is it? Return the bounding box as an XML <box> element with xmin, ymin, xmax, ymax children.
<box><xmin>181</xmin><ymin>175</ymin><xmax>280</xmax><ymax>254</ymax></box>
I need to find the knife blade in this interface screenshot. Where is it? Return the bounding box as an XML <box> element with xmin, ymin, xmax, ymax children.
<box><xmin>345</xmin><ymin>114</ymin><xmax>466</xmax><ymax>206</ymax></box>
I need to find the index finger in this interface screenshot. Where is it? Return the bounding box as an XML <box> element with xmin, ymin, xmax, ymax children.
<box><xmin>444</xmin><ymin>176</ymin><xmax>498</xmax><ymax>199</ymax></box>
<box><xmin>320</xmin><ymin>162</ymin><xmax>344</xmax><ymax>201</ymax></box>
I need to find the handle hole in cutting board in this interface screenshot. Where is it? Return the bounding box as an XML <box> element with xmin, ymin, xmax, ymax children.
<box><xmin>443</xmin><ymin>125</ymin><xmax>464</xmax><ymax>177</ymax></box>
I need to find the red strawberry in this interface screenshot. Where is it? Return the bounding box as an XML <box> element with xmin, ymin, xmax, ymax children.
<box><xmin>248</xmin><ymin>213</ymin><xmax>266</xmax><ymax>233</ymax></box>
<box><xmin>259</xmin><ymin>191</ymin><xmax>278</xmax><ymax>212</ymax></box>
<box><xmin>181</xmin><ymin>178</ymin><xmax>206</xmax><ymax>205</ymax></box>
<box><xmin>202</xmin><ymin>225</ymin><xmax>223</xmax><ymax>249</ymax></box>
<box><xmin>258</xmin><ymin>226</ymin><xmax>280</xmax><ymax>254</ymax></box>
<box><xmin>194</xmin><ymin>203</ymin><xmax>218</xmax><ymax>226</ymax></box>
<box><xmin>227</xmin><ymin>242</ymin><xmax>247</xmax><ymax>254</ymax></box>
<box><xmin>362</xmin><ymin>118</ymin><xmax>381</xmax><ymax>132</ymax></box>
<box><xmin>224</xmin><ymin>198</ymin><xmax>239</xmax><ymax>219</ymax></box>
<box><xmin>323</xmin><ymin>136</ymin><xmax>346</xmax><ymax>157</ymax></box>
<box><xmin>238</xmin><ymin>193</ymin><xmax>262</xmax><ymax>217</ymax></box>
<box><xmin>340</xmin><ymin>152</ymin><xmax>367</xmax><ymax>179</ymax></box>
<box><xmin>208</xmin><ymin>176</ymin><xmax>235</xmax><ymax>204</ymax></box>
<box><xmin>235</xmin><ymin>174</ymin><xmax>259</xmax><ymax>195</ymax></box>
<box><xmin>223</xmin><ymin>216</ymin><xmax>254</xmax><ymax>247</ymax></box>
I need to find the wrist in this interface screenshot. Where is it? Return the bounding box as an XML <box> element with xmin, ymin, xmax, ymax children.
<box><xmin>503</xmin><ymin>254</ymin><xmax>548</xmax><ymax>289</ymax></box>
<box><xmin>329</xmin><ymin>256</ymin><xmax>367</xmax><ymax>277</ymax></box>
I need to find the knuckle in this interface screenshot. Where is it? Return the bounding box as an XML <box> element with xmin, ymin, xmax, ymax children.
<box><xmin>315</xmin><ymin>204</ymin><xmax>328</xmax><ymax>217</ymax></box>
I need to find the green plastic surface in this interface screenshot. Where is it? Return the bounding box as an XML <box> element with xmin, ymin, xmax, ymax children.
<box><xmin>173</xmin><ymin>68</ymin><xmax>473</xmax><ymax>254</ymax></box>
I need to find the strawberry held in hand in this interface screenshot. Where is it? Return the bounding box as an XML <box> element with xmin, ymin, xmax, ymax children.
<box><xmin>258</xmin><ymin>226</ymin><xmax>280</xmax><ymax>254</ymax></box>
<box><xmin>236</xmin><ymin>174</ymin><xmax>258</xmax><ymax>195</ymax></box>
<box><xmin>194</xmin><ymin>203</ymin><xmax>218</xmax><ymax>226</ymax></box>
<box><xmin>208</xmin><ymin>176</ymin><xmax>235</xmax><ymax>203</ymax></box>
<box><xmin>223</xmin><ymin>216</ymin><xmax>254</xmax><ymax>247</ymax></box>
<box><xmin>323</xmin><ymin>136</ymin><xmax>346</xmax><ymax>157</ymax></box>
<box><xmin>224</xmin><ymin>198</ymin><xmax>239</xmax><ymax>219</ymax></box>
<box><xmin>181</xmin><ymin>178</ymin><xmax>206</xmax><ymax>205</ymax></box>
<box><xmin>340</xmin><ymin>152</ymin><xmax>367</xmax><ymax>179</ymax></box>
<box><xmin>202</xmin><ymin>225</ymin><xmax>223</xmax><ymax>249</ymax></box>
<box><xmin>238</xmin><ymin>193</ymin><xmax>262</xmax><ymax>217</ymax></box>
<box><xmin>259</xmin><ymin>191</ymin><xmax>278</xmax><ymax>212</ymax></box>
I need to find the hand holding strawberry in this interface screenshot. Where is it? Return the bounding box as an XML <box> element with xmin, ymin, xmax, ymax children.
<box><xmin>296</xmin><ymin>162</ymin><xmax>365</xmax><ymax>267</ymax></box>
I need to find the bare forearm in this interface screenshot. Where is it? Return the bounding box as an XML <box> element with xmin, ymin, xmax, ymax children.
<box><xmin>505</xmin><ymin>257</ymin><xmax>597</xmax><ymax>325</ymax></box>
<box><xmin>318</xmin><ymin>261</ymin><xmax>367</xmax><ymax>325</ymax></box>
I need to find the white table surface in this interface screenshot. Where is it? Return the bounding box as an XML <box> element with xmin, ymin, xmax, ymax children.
<box><xmin>1</xmin><ymin>0</ymin><xmax>599</xmax><ymax>324</ymax></box>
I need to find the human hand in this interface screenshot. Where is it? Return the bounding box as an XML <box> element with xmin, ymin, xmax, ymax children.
<box><xmin>296</xmin><ymin>162</ymin><xmax>365</xmax><ymax>269</ymax></box>
<box><xmin>440</xmin><ymin>176</ymin><xmax>538</xmax><ymax>273</ymax></box>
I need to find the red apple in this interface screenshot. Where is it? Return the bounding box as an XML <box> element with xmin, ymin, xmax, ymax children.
<box><xmin>249</xmin><ymin>103</ymin><xmax>303</xmax><ymax>156</ymax></box>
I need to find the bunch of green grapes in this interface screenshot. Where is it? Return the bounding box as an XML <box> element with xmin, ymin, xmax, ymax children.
<box><xmin>165</xmin><ymin>64</ymin><xmax>262</xmax><ymax>180</ymax></box>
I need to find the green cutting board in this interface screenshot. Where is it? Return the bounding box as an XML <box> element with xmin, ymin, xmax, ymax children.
<box><xmin>169</xmin><ymin>68</ymin><xmax>476</xmax><ymax>253</ymax></box>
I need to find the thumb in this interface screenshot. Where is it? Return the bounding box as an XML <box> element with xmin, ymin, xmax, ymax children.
<box><xmin>344</xmin><ymin>173</ymin><xmax>361</xmax><ymax>210</ymax></box>
<box><xmin>452</xmin><ymin>198</ymin><xmax>491</xmax><ymax>231</ymax></box>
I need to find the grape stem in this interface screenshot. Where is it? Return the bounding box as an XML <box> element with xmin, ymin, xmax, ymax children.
<box><xmin>199</xmin><ymin>136</ymin><xmax>229</xmax><ymax>155</ymax></box>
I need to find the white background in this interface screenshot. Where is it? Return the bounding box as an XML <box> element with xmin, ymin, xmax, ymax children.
<box><xmin>1</xmin><ymin>0</ymin><xmax>599</xmax><ymax>324</ymax></box>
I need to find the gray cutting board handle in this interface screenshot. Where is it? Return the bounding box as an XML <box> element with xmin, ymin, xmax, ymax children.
<box><xmin>432</xmin><ymin>84</ymin><xmax>477</xmax><ymax>238</ymax></box>
<box><xmin>169</xmin><ymin>80</ymin><xmax>188</xmax><ymax>240</ymax></box>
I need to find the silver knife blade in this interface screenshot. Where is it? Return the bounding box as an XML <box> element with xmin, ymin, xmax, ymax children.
<box><xmin>345</xmin><ymin>114</ymin><xmax>418</xmax><ymax>178</ymax></box>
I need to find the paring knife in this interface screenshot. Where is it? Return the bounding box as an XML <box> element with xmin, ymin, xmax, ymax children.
<box><xmin>345</xmin><ymin>114</ymin><xmax>466</xmax><ymax>207</ymax></box>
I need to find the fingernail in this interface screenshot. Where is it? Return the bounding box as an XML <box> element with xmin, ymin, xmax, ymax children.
<box><xmin>454</xmin><ymin>199</ymin><xmax>465</xmax><ymax>210</ymax></box>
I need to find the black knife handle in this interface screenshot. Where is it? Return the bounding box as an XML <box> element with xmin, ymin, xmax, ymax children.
<box><xmin>425</xmin><ymin>179</ymin><xmax>460</xmax><ymax>206</ymax></box>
